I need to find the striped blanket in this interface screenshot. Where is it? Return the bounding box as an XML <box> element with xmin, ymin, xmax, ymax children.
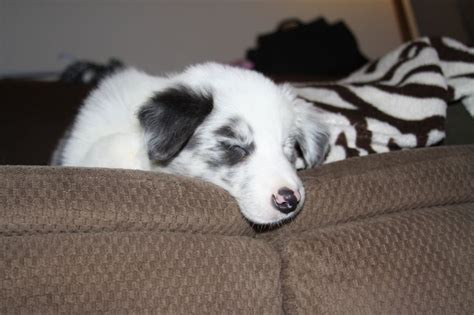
<box><xmin>292</xmin><ymin>37</ymin><xmax>474</xmax><ymax>163</ymax></box>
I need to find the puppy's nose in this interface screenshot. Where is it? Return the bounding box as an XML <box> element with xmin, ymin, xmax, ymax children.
<box><xmin>272</xmin><ymin>187</ymin><xmax>301</xmax><ymax>214</ymax></box>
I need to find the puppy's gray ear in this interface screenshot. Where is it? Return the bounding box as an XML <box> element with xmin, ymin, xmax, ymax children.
<box><xmin>294</xmin><ymin>99</ymin><xmax>330</xmax><ymax>169</ymax></box>
<box><xmin>138</xmin><ymin>84</ymin><xmax>213</xmax><ymax>162</ymax></box>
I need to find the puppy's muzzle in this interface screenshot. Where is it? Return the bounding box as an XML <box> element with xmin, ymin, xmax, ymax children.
<box><xmin>271</xmin><ymin>187</ymin><xmax>301</xmax><ymax>214</ymax></box>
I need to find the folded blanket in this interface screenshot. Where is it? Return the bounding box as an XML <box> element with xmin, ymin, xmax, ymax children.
<box><xmin>292</xmin><ymin>37</ymin><xmax>474</xmax><ymax>163</ymax></box>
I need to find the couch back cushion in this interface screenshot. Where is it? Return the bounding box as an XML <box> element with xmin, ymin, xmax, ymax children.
<box><xmin>0</xmin><ymin>166</ymin><xmax>254</xmax><ymax>237</ymax></box>
<box><xmin>263</xmin><ymin>145</ymin><xmax>474</xmax><ymax>236</ymax></box>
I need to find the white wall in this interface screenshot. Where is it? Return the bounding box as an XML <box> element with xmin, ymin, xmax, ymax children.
<box><xmin>1</xmin><ymin>0</ymin><xmax>403</xmax><ymax>76</ymax></box>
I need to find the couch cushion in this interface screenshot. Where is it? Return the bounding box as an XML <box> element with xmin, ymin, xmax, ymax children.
<box><xmin>1</xmin><ymin>232</ymin><xmax>282</xmax><ymax>314</ymax></box>
<box><xmin>0</xmin><ymin>166</ymin><xmax>253</xmax><ymax>237</ymax></box>
<box><xmin>260</xmin><ymin>144</ymin><xmax>474</xmax><ymax>235</ymax></box>
<box><xmin>277</xmin><ymin>203</ymin><xmax>473</xmax><ymax>314</ymax></box>
<box><xmin>1</xmin><ymin>145</ymin><xmax>473</xmax><ymax>237</ymax></box>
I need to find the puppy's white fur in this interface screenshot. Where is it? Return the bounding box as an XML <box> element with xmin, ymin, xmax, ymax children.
<box><xmin>54</xmin><ymin>63</ymin><xmax>328</xmax><ymax>225</ymax></box>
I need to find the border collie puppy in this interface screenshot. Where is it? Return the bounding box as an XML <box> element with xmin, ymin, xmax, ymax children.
<box><xmin>52</xmin><ymin>63</ymin><xmax>328</xmax><ymax>225</ymax></box>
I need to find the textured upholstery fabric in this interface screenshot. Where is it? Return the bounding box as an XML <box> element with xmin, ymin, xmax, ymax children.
<box><xmin>263</xmin><ymin>144</ymin><xmax>474</xmax><ymax>236</ymax></box>
<box><xmin>0</xmin><ymin>166</ymin><xmax>252</xmax><ymax>237</ymax></box>
<box><xmin>1</xmin><ymin>145</ymin><xmax>473</xmax><ymax>313</ymax></box>
<box><xmin>275</xmin><ymin>204</ymin><xmax>473</xmax><ymax>314</ymax></box>
<box><xmin>257</xmin><ymin>145</ymin><xmax>474</xmax><ymax>313</ymax></box>
<box><xmin>1</xmin><ymin>232</ymin><xmax>281</xmax><ymax>314</ymax></box>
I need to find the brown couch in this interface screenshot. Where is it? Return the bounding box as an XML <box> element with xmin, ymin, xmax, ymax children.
<box><xmin>1</xmin><ymin>144</ymin><xmax>473</xmax><ymax>314</ymax></box>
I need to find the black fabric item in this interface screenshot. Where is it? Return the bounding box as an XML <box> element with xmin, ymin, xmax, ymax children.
<box><xmin>60</xmin><ymin>58</ymin><xmax>125</xmax><ymax>85</ymax></box>
<box><xmin>0</xmin><ymin>80</ymin><xmax>92</xmax><ymax>165</ymax></box>
<box><xmin>247</xmin><ymin>18</ymin><xmax>368</xmax><ymax>76</ymax></box>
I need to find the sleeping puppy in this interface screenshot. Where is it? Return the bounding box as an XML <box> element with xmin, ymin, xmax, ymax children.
<box><xmin>52</xmin><ymin>63</ymin><xmax>329</xmax><ymax>225</ymax></box>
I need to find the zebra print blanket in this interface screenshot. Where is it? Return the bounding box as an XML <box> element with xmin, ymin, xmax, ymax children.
<box><xmin>293</xmin><ymin>37</ymin><xmax>474</xmax><ymax>163</ymax></box>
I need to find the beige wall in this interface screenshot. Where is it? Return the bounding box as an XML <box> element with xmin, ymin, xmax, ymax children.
<box><xmin>1</xmin><ymin>0</ymin><xmax>403</xmax><ymax>75</ymax></box>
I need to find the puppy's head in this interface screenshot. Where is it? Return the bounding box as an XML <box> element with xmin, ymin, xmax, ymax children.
<box><xmin>138</xmin><ymin>63</ymin><xmax>328</xmax><ymax>225</ymax></box>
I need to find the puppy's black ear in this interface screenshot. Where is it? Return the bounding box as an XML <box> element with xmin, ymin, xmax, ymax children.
<box><xmin>294</xmin><ymin>100</ymin><xmax>330</xmax><ymax>169</ymax></box>
<box><xmin>138</xmin><ymin>84</ymin><xmax>213</xmax><ymax>162</ymax></box>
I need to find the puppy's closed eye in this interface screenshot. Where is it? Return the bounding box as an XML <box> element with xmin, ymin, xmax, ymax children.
<box><xmin>228</xmin><ymin>144</ymin><xmax>249</xmax><ymax>160</ymax></box>
<box><xmin>218</xmin><ymin>142</ymin><xmax>253</xmax><ymax>166</ymax></box>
